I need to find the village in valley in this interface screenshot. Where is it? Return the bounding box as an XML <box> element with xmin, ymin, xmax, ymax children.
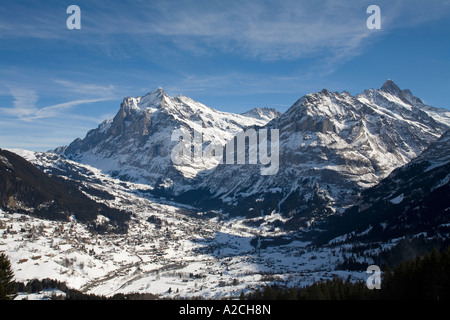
<box><xmin>0</xmin><ymin>155</ymin><xmax>371</xmax><ymax>299</ymax></box>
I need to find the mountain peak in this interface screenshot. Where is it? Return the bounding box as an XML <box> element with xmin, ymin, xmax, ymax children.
<box><xmin>145</xmin><ymin>87</ymin><xmax>165</xmax><ymax>97</ymax></box>
<box><xmin>241</xmin><ymin>107</ymin><xmax>282</xmax><ymax>122</ymax></box>
<box><xmin>380</xmin><ymin>79</ymin><xmax>402</xmax><ymax>95</ymax></box>
<box><xmin>118</xmin><ymin>88</ymin><xmax>167</xmax><ymax>115</ymax></box>
<box><xmin>140</xmin><ymin>87</ymin><xmax>166</xmax><ymax>106</ymax></box>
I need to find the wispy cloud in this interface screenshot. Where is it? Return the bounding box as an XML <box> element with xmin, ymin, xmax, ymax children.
<box><xmin>80</xmin><ymin>0</ymin><xmax>373</xmax><ymax>61</ymax></box>
<box><xmin>84</xmin><ymin>0</ymin><xmax>450</xmax><ymax>62</ymax></box>
<box><xmin>165</xmin><ymin>70</ymin><xmax>334</xmax><ymax>98</ymax></box>
<box><xmin>0</xmin><ymin>87</ymin><xmax>110</xmax><ymax>121</ymax></box>
<box><xmin>0</xmin><ymin>85</ymin><xmax>114</xmax><ymax>150</ymax></box>
<box><xmin>6</xmin><ymin>87</ymin><xmax>39</xmax><ymax>118</ymax></box>
<box><xmin>0</xmin><ymin>118</ymin><xmax>94</xmax><ymax>151</ymax></box>
<box><xmin>31</xmin><ymin>98</ymin><xmax>110</xmax><ymax>120</ymax></box>
<box><xmin>4</xmin><ymin>0</ymin><xmax>449</xmax><ymax>62</ymax></box>
<box><xmin>53</xmin><ymin>79</ymin><xmax>120</xmax><ymax>99</ymax></box>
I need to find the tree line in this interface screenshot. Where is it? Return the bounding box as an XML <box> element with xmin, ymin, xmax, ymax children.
<box><xmin>242</xmin><ymin>246</ymin><xmax>450</xmax><ymax>300</ymax></box>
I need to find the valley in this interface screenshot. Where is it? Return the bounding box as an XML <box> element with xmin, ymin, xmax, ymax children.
<box><xmin>1</xmin><ymin>80</ymin><xmax>449</xmax><ymax>300</ymax></box>
<box><xmin>0</xmin><ymin>155</ymin><xmax>370</xmax><ymax>299</ymax></box>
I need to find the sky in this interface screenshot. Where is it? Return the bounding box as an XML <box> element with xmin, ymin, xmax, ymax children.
<box><xmin>0</xmin><ymin>0</ymin><xmax>449</xmax><ymax>151</ymax></box>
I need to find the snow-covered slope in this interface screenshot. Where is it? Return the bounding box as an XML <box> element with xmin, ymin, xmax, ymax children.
<box><xmin>191</xmin><ymin>80</ymin><xmax>449</xmax><ymax>227</ymax></box>
<box><xmin>0</xmin><ymin>148</ymin><xmax>130</xmax><ymax>233</ymax></box>
<box><xmin>52</xmin><ymin>81</ymin><xmax>449</xmax><ymax>229</ymax></box>
<box><xmin>2</xmin><ymin>81</ymin><xmax>449</xmax><ymax>299</ymax></box>
<box><xmin>241</xmin><ymin>107</ymin><xmax>282</xmax><ymax>122</ymax></box>
<box><xmin>315</xmin><ymin>129</ymin><xmax>450</xmax><ymax>245</ymax></box>
<box><xmin>0</xmin><ymin>150</ymin><xmax>364</xmax><ymax>299</ymax></box>
<box><xmin>56</xmin><ymin>88</ymin><xmax>279</xmax><ymax>192</ymax></box>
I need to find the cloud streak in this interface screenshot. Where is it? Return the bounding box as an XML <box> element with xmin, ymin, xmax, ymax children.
<box><xmin>7</xmin><ymin>88</ymin><xmax>39</xmax><ymax>118</ymax></box>
<box><xmin>53</xmin><ymin>79</ymin><xmax>121</xmax><ymax>99</ymax></box>
<box><xmin>3</xmin><ymin>0</ymin><xmax>449</xmax><ymax>62</ymax></box>
<box><xmin>0</xmin><ymin>87</ymin><xmax>110</xmax><ymax>121</ymax></box>
<box><xmin>83</xmin><ymin>0</ymin><xmax>373</xmax><ymax>61</ymax></box>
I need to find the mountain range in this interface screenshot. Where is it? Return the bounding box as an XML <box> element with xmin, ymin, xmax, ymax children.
<box><xmin>314</xmin><ymin>128</ymin><xmax>450</xmax><ymax>245</ymax></box>
<box><xmin>55</xmin><ymin>88</ymin><xmax>280</xmax><ymax>184</ymax></box>
<box><xmin>1</xmin><ymin>80</ymin><xmax>449</xmax><ymax>298</ymax></box>
<box><xmin>53</xmin><ymin>80</ymin><xmax>450</xmax><ymax>229</ymax></box>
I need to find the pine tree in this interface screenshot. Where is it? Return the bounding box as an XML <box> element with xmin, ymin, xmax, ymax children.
<box><xmin>0</xmin><ymin>253</ymin><xmax>17</xmax><ymax>300</ymax></box>
<box><xmin>262</xmin><ymin>286</ymin><xmax>276</xmax><ymax>300</ymax></box>
<box><xmin>286</xmin><ymin>287</ymin><xmax>298</xmax><ymax>300</ymax></box>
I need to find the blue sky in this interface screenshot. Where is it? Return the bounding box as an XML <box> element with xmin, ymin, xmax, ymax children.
<box><xmin>0</xmin><ymin>0</ymin><xmax>449</xmax><ymax>151</ymax></box>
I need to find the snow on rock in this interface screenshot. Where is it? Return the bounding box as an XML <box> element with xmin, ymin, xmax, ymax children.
<box><xmin>389</xmin><ymin>194</ymin><xmax>404</xmax><ymax>204</ymax></box>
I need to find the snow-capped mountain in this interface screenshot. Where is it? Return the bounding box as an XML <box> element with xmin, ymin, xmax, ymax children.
<box><xmin>56</xmin><ymin>88</ymin><xmax>279</xmax><ymax>192</ymax></box>
<box><xmin>189</xmin><ymin>80</ymin><xmax>450</xmax><ymax>228</ymax></box>
<box><xmin>2</xmin><ymin>148</ymin><xmax>363</xmax><ymax>299</ymax></box>
<box><xmin>53</xmin><ymin>81</ymin><xmax>449</xmax><ymax>229</ymax></box>
<box><xmin>241</xmin><ymin>107</ymin><xmax>282</xmax><ymax>122</ymax></box>
<box><xmin>2</xmin><ymin>80</ymin><xmax>450</xmax><ymax>299</ymax></box>
<box><xmin>315</xmin><ymin>128</ymin><xmax>450</xmax><ymax>245</ymax></box>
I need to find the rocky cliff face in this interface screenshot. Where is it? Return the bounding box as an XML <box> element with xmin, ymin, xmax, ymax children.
<box><xmin>57</xmin><ymin>88</ymin><xmax>280</xmax><ymax>191</ymax></box>
<box><xmin>191</xmin><ymin>80</ymin><xmax>450</xmax><ymax>227</ymax></box>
